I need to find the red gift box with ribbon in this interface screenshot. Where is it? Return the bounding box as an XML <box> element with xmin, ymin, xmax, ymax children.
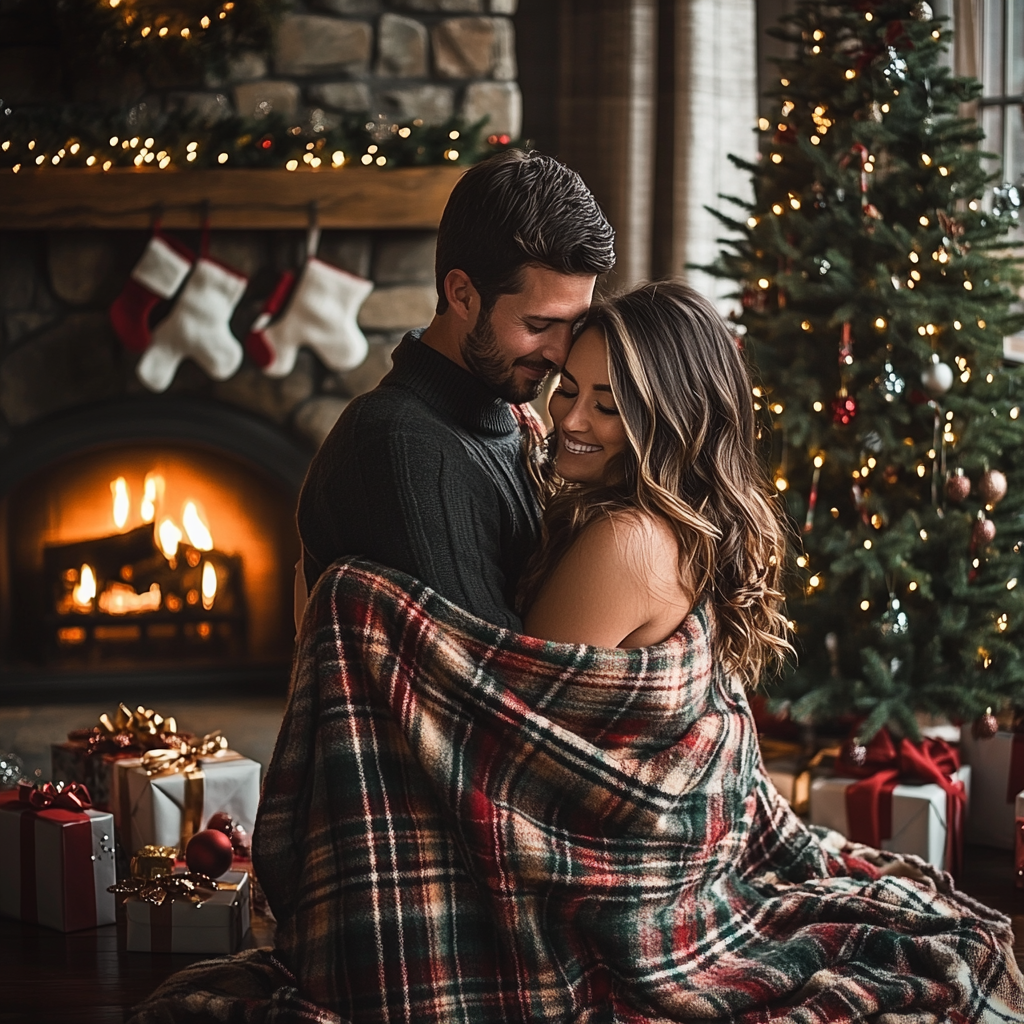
<box><xmin>0</xmin><ymin>782</ymin><xmax>117</xmax><ymax>932</ymax></box>
<box><xmin>810</xmin><ymin>730</ymin><xmax>969</xmax><ymax>876</ymax></box>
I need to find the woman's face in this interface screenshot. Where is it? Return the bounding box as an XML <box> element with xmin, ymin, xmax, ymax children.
<box><xmin>548</xmin><ymin>327</ymin><xmax>628</xmax><ymax>485</ymax></box>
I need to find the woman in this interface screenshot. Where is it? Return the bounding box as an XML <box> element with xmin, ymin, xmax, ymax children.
<box><xmin>522</xmin><ymin>279</ymin><xmax>791</xmax><ymax>683</ymax></box>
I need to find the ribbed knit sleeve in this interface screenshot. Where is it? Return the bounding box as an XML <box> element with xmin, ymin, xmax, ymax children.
<box><xmin>298</xmin><ymin>398</ymin><xmax>523</xmax><ymax>632</ymax></box>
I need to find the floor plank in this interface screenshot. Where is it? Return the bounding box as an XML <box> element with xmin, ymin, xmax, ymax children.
<box><xmin>1</xmin><ymin>845</ymin><xmax>1021</xmax><ymax>1020</ymax></box>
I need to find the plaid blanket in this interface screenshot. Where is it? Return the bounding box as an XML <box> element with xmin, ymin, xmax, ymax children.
<box><xmin>131</xmin><ymin>559</ymin><xmax>1024</xmax><ymax>1024</ymax></box>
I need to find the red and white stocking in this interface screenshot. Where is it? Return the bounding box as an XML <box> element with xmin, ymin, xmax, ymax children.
<box><xmin>246</xmin><ymin>257</ymin><xmax>373</xmax><ymax>377</ymax></box>
<box><xmin>109</xmin><ymin>232</ymin><xmax>193</xmax><ymax>353</ymax></box>
<box><xmin>137</xmin><ymin>256</ymin><xmax>247</xmax><ymax>392</ymax></box>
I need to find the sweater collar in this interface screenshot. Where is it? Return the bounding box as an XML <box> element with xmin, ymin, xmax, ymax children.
<box><xmin>385</xmin><ymin>330</ymin><xmax>519</xmax><ymax>437</ymax></box>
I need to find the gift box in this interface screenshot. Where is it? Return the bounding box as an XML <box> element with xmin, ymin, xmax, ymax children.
<box><xmin>0</xmin><ymin>784</ymin><xmax>116</xmax><ymax>932</ymax></box>
<box><xmin>124</xmin><ymin>869</ymin><xmax>250</xmax><ymax>953</ymax></box>
<box><xmin>51</xmin><ymin>703</ymin><xmax>190</xmax><ymax>811</ymax></box>
<box><xmin>959</xmin><ymin>729</ymin><xmax>1022</xmax><ymax>850</ymax></box>
<box><xmin>810</xmin><ymin>765</ymin><xmax>971</xmax><ymax>872</ymax></box>
<box><xmin>123</xmin><ymin>743</ymin><xmax>260</xmax><ymax>855</ymax></box>
<box><xmin>765</xmin><ymin>757</ymin><xmax>811</xmax><ymax>814</ymax></box>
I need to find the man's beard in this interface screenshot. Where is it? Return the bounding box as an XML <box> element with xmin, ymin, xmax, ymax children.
<box><xmin>462</xmin><ymin>307</ymin><xmax>555</xmax><ymax>404</ymax></box>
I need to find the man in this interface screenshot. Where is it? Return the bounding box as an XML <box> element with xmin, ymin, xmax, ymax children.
<box><xmin>297</xmin><ymin>149</ymin><xmax>616</xmax><ymax>629</ymax></box>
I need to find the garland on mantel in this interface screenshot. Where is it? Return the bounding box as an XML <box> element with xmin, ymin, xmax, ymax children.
<box><xmin>1</xmin><ymin>1</ymin><xmax>517</xmax><ymax>172</ymax></box>
<box><xmin>0</xmin><ymin>106</ymin><xmax>515</xmax><ymax>173</ymax></box>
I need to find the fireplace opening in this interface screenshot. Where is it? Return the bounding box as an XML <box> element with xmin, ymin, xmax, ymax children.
<box><xmin>0</xmin><ymin>398</ymin><xmax>309</xmax><ymax>698</ymax></box>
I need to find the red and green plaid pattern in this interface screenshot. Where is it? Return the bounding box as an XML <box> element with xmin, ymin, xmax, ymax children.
<box><xmin>247</xmin><ymin>559</ymin><xmax>1024</xmax><ymax>1023</ymax></box>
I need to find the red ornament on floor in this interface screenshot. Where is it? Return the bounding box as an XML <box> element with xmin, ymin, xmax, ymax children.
<box><xmin>185</xmin><ymin>828</ymin><xmax>234</xmax><ymax>879</ymax></box>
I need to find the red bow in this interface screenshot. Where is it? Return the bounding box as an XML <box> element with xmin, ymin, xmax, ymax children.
<box><xmin>837</xmin><ymin>730</ymin><xmax>965</xmax><ymax>878</ymax></box>
<box><xmin>18</xmin><ymin>780</ymin><xmax>93</xmax><ymax>813</ymax></box>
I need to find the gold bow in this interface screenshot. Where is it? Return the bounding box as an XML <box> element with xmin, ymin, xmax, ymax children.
<box><xmin>141</xmin><ymin>731</ymin><xmax>230</xmax><ymax>777</ymax></box>
<box><xmin>131</xmin><ymin>845</ymin><xmax>178</xmax><ymax>880</ymax></box>
<box><xmin>108</xmin><ymin>871</ymin><xmax>221</xmax><ymax>907</ymax></box>
<box><xmin>99</xmin><ymin>702</ymin><xmax>179</xmax><ymax>742</ymax></box>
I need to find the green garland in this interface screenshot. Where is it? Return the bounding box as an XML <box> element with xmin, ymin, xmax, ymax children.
<box><xmin>1</xmin><ymin>1</ymin><xmax>517</xmax><ymax>171</ymax></box>
<box><xmin>0</xmin><ymin>105</ymin><xmax>514</xmax><ymax>172</ymax></box>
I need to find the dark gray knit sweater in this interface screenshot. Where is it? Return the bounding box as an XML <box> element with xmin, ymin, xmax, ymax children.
<box><xmin>297</xmin><ymin>330</ymin><xmax>542</xmax><ymax>630</ymax></box>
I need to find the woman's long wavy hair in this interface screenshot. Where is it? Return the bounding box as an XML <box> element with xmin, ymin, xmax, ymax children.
<box><xmin>518</xmin><ymin>281</ymin><xmax>793</xmax><ymax>687</ymax></box>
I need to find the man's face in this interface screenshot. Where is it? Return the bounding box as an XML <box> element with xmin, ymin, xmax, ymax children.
<box><xmin>461</xmin><ymin>266</ymin><xmax>596</xmax><ymax>404</ymax></box>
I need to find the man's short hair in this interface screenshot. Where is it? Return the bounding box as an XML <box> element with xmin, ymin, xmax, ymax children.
<box><xmin>434</xmin><ymin>149</ymin><xmax>616</xmax><ymax>314</ymax></box>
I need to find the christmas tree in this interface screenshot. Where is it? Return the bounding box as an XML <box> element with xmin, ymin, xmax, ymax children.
<box><xmin>706</xmin><ymin>0</ymin><xmax>1024</xmax><ymax>742</ymax></box>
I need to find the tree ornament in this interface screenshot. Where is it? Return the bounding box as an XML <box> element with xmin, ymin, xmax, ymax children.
<box><xmin>992</xmin><ymin>184</ymin><xmax>1021</xmax><ymax>223</ymax></box>
<box><xmin>979</xmin><ymin>469</ymin><xmax>1008</xmax><ymax>505</ymax></box>
<box><xmin>911</xmin><ymin>1</ymin><xmax>933</xmax><ymax>21</ymax></box>
<box><xmin>879</xmin><ymin>361</ymin><xmax>905</xmax><ymax>402</ymax></box>
<box><xmin>184</xmin><ymin>828</ymin><xmax>234</xmax><ymax>878</ymax></box>
<box><xmin>972</xmin><ymin>708</ymin><xmax>999</xmax><ymax>740</ymax></box>
<box><xmin>973</xmin><ymin>512</ymin><xmax>997</xmax><ymax>545</ymax></box>
<box><xmin>832</xmin><ymin>393</ymin><xmax>857</xmax><ymax>425</ymax></box>
<box><xmin>137</xmin><ymin>257</ymin><xmax>247</xmax><ymax>392</ymax></box>
<box><xmin>921</xmin><ymin>354</ymin><xmax>953</xmax><ymax>396</ymax></box>
<box><xmin>946</xmin><ymin>469</ymin><xmax>971</xmax><ymax>503</ymax></box>
<box><xmin>0</xmin><ymin>751</ymin><xmax>24</xmax><ymax>789</ymax></box>
<box><xmin>206</xmin><ymin>811</ymin><xmax>251</xmax><ymax>857</ymax></box>
<box><xmin>847</xmin><ymin>740</ymin><xmax>867</xmax><ymax>767</ymax></box>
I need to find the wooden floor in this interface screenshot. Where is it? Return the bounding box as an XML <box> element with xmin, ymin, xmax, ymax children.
<box><xmin>2</xmin><ymin>845</ymin><xmax>1023</xmax><ymax>1023</ymax></box>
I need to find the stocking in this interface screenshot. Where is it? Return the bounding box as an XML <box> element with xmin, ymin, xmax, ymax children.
<box><xmin>136</xmin><ymin>258</ymin><xmax>247</xmax><ymax>392</ymax></box>
<box><xmin>109</xmin><ymin>233</ymin><xmax>193</xmax><ymax>353</ymax></box>
<box><xmin>246</xmin><ymin>258</ymin><xmax>373</xmax><ymax>377</ymax></box>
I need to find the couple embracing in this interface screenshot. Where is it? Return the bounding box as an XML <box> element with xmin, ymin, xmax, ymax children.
<box><xmin>135</xmin><ymin>151</ymin><xmax>1024</xmax><ymax>1023</ymax></box>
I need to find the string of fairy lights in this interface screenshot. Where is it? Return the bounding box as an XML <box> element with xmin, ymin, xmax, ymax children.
<box><xmin>0</xmin><ymin>2</ymin><xmax>515</xmax><ymax>172</ymax></box>
<box><xmin>739</xmin><ymin>3</ymin><xmax>1023</xmax><ymax>656</ymax></box>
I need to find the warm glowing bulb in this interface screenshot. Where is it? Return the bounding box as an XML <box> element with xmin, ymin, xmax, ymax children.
<box><xmin>332</xmin><ymin>150</ymin><xmax>345</xmax><ymax>166</ymax></box>
<box><xmin>796</xmin><ymin>555</ymin><xmax>808</xmax><ymax>567</ymax></box>
<box><xmin>1008</xmin><ymin>578</ymin><xmax>1019</xmax><ymax>590</ymax></box>
<box><xmin>73</xmin><ymin>564</ymin><xmax>97</xmax><ymax>607</ymax></box>
<box><xmin>758</xmin><ymin>278</ymin><xmax>770</xmax><ymax>289</ymax></box>
<box><xmin>775</xmin><ymin>476</ymin><xmax>788</xmax><ymax>492</ymax></box>
<box><xmin>111</xmin><ymin>477</ymin><xmax>130</xmax><ymax>529</ymax></box>
<box><xmin>809</xmin><ymin>574</ymin><xmax>820</xmax><ymax>587</ymax></box>
<box><xmin>874</xmin><ymin>317</ymin><xmax>886</xmax><ymax>329</ymax></box>
<box><xmin>863</xmin><ymin>539</ymin><xmax>872</xmax><ymax>549</ymax></box>
<box><xmin>844</xmin><ymin>69</ymin><xmax>856</xmax><ymax>79</ymax></box>
<box><xmin>182</xmin><ymin>501</ymin><xmax>213</xmax><ymax>550</ymax></box>
<box><xmin>217</xmin><ymin>152</ymin><xmax>229</xmax><ymax>164</ymax></box>
<box><xmin>157</xmin><ymin>518</ymin><xmax>183</xmax><ymax>561</ymax></box>
<box><xmin>908</xmin><ymin>581</ymin><xmax>917</xmax><ymax>591</ymax></box>
<box><xmin>286</xmin><ymin>159</ymin><xmax>298</xmax><ymax>171</ymax></box>
<box><xmin>860</xmin><ymin>599</ymin><xmax>870</xmax><ymax>611</ymax></box>
<box><xmin>813</xmin><ymin>454</ymin><xmax>825</xmax><ymax>468</ymax></box>
<box><xmin>813</xmin><ymin>401</ymin><xmax>823</xmax><ymax>412</ymax></box>
<box><xmin>201</xmin><ymin>561</ymin><xmax>217</xmax><ymax>610</ymax></box>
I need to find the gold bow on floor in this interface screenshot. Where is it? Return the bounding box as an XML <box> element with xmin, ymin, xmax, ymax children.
<box><xmin>141</xmin><ymin>731</ymin><xmax>230</xmax><ymax>777</ymax></box>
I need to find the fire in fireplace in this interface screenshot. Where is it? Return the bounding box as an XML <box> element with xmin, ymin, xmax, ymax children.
<box><xmin>0</xmin><ymin>399</ymin><xmax>306</xmax><ymax>693</ymax></box>
<box><xmin>45</xmin><ymin>466</ymin><xmax>246</xmax><ymax>661</ymax></box>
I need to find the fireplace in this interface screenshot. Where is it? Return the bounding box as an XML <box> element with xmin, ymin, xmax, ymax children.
<box><xmin>0</xmin><ymin>397</ymin><xmax>308</xmax><ymax>699</ymax></box>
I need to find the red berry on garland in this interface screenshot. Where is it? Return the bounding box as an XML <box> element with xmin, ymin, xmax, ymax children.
<box><xmin>185</xmin><ymin>828</ymin><xmax>234</xmax><ymax>879</ymax></box>
<box><xmin>973</xmin><ymin>515</ymin><xmax>997</xmax><ymax>545</ymax></box>
<box><xmin>979</xmin><ymin>469</ymin><xmax>1008</xmax><ymax>506</ymax></box>
<box><xmin>972</xmin><ymin>709</ymin><xmax>999</xmax><ymax>740</ymax></box>
<box><xmin>946</xmin><ymin>469</ymin><xmax>971</xmax><ymax>503</ymax></box>
<box><xmin>832</xmin><ymin>394</ymin><xmax>857</xmax><ymax>425</ymax></box>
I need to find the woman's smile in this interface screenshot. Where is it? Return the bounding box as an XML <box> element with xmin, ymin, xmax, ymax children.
<box><xmin>561</xmin><ymin>432</ymin><xmax>604</xmax><ymax>455</ymax></box>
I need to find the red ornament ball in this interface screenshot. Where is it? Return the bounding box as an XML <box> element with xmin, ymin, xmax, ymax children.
<box><xmin>979</xmin><ymin>469</ymin><xmax>1008</xmax><ymax>505</ymax></box>
<box><xmin>832</xmin><ymin>395</ymin><xmax>857</xmax><ymax>425</ymax></box>
<box><xmin>972</xmin><ymin>712</ymin><xmax>999</xmax><ymax>740</ymax></box>
<box><xmin>946</xmin><ymin>471</ymin><xmax>971</xmax><ymax>503</ymax></box>
<box><xmin>973</xmin><ymin>517</ymin><xmax>997</xmax><ymax>545</ymax></box>
<box><xmin>185</xmin><ymin>828</ymin><xmax>234</xmax><ymax>878</ymax></box>
<box><xmin>206</xmin><ymin>811</ymin><xmax>233</xmax><ymax>835</ymax></box>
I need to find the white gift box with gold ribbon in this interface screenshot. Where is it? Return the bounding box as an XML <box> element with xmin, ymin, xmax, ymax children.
<box><xmin>123</xmin><ymin>739</ymin><xmax>260</xmax><ymax>854</ymax></box>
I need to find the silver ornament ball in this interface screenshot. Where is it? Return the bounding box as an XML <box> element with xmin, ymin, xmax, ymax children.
<box><xmin>921</xmin><ymin>356</ymin><xmax>954</xmax><ymax>396</ymax></box>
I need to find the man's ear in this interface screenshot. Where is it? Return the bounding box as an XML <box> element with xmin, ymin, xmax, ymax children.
<box><xmin>443</xmin><ymin>269</ymin><xmax>480</xmax><ymax>323</ymax></box>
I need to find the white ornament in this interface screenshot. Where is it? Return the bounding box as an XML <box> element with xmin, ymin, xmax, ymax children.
<box><xmin>137</xmin><ymin>258</ymin><xmax>247</xmax><ymax>392</ymax></box>
<box><xmin>921</xmin><ymin>353</ymin><xmax>953</xmax><ymax>396</ymax></box>
<box><xmin>253</xmin><ymin>258</ymin><xmax>373</xmax><ymax>377</ymax></box>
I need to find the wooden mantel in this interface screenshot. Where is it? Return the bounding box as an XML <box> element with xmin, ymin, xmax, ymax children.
<box><xmin>0</xmin><ymin>165</ymin><xmax>465</xmax><ymax>230</ymax></box>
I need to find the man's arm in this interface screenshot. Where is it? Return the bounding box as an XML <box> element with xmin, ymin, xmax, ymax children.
<box><xmin>298</xmin><ymin>406</ymin><xmax>522</xmax><ymax>630</ymax></box>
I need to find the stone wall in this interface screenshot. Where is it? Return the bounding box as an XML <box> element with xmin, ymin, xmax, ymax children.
<box><xmin>0</xmin><ymin>0</ymin><xmax>523</xmax><ymax>453</ymax></box>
